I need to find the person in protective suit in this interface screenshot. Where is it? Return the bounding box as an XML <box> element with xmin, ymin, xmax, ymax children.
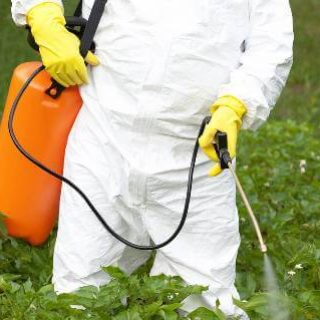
<box><xmin>11</xmin><ymin>0</ymin><xmax>294</xmax><ymax>317</ymax></box>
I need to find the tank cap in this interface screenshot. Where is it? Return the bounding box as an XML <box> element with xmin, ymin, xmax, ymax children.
<box><xmin>45</xmin><ymin>80</ymin><xmax>65</xmax><ymax>99</ymax></box>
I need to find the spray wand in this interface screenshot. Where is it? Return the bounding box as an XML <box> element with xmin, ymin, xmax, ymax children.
<box><xmin>214</xmin><ymin>128</ymin><xmax>268</xmax><ymax>254</ymax></box>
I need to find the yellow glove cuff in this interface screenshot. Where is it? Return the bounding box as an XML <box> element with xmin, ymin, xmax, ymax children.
<box><xmin>210</xmin><ymin>95</ymin><xmax>247</xmax><ymax>119</ymax></box>
<box><xmin>27</xmin><ymin>2</ymin><xmax>65</xmax><ymax>27</ymax></box>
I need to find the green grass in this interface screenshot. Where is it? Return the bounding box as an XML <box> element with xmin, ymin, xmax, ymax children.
<box><xmin>271</xmin><ymin>0</ymin><xmax>320</xmax><ymax>127</ymax></box>
<box><xmin>1</xmin><ymin>0</ymin><xmax>320</xmax><ymax>319</ymax></box>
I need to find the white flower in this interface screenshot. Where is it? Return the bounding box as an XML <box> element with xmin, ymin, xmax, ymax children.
<box><xmin>70</xmin><ymin>305</ymin><xmax>86</xmax><ymax>310</ymax></box>
<box><xmin>121</xmin><ymin>296</ymin><xmax>128</xmax><ymax>306</ymax></box>
<box><xmin>287</xmin><ymin>270</ymin><xmax>296</xmax><ymax>277</ymax></box>
<box><xmin>300</xmin><ymin>160</ymin><xmax>307</xmax><ymax>166</ymax></box>
<box><xmin>294</xmin><ymin>264</ymin><xmax>303</xmax><ymax>270</ymax></box>
<box><xmin>300</xmin><ymin>160</ymin><xmax>307</xmax><ymax>174</ymax></box>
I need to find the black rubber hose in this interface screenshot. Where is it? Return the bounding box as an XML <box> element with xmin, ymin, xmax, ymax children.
<box><xmin>8</xmin><ymin>65</ymin><xmax>208</xmax><ymax>250</ymax></box>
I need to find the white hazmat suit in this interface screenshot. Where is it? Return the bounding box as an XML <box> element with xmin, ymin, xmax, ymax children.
<box><xmin>12</xmin><ymin>0</ymin><xmax>293</xmax><ymax>317</ymax></box>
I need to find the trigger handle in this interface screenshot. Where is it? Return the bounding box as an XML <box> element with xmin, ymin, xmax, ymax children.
<box><xmin>214</xmin><ymin>131</ymin><xmax>232</xmax><ymax>169</ymax></box>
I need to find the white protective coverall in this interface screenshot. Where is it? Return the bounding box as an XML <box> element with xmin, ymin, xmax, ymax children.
<box><xmin>12</xmin><ymin>0</ymin><xmax>293</xmax><ymax>317</ymax></box>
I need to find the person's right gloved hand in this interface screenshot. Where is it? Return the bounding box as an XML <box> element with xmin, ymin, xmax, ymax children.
<box><xmin>199</xmin><ymin>96</ymin><xmax>247</xmax><ymax>176</ymax></box>
<box><xmin>27</xmin><ymin>2</ymin><xmax>99</xmax><ymax>87</ymax></box>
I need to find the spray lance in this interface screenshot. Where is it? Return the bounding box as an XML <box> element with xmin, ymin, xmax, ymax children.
<box><xmin>211</xmin><ymin>120</ymin><xmax>268</xmax><ymax>254</ymax></box>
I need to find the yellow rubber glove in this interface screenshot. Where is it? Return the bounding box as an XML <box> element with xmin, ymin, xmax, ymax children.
<box><xmin>199</xmin><ymin>96</ymin><xmax>247</xmax><ymax>176</ymax></box>
<box><xmin>27</xmin><ymin>2</ymin><xmax>99</xmax><ymax>87</ymax></box>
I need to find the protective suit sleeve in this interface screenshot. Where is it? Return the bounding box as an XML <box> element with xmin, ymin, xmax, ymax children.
<box><xmin>218</xmin><ymin>0</ymin><xmax>294</xmax><ymax>130</ymax></box>
<box><xmin>11</xmin><ymin>0</ymin><xmax>63</xmax><ymax>26</ymax></box>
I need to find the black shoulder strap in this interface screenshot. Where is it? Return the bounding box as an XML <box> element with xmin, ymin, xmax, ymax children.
<box><xmin>79</xmin><ymin>0</ymin><xmax>108</xmax><ymax>57</ymax></box>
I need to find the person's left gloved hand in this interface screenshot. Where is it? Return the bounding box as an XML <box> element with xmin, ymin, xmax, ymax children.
<box><xmin>199</xmin><ymin>96</ymin><xmax>247</xmax><ymax>176</ymax></box>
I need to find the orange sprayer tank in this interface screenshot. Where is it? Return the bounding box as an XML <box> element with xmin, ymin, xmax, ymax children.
<box><xmin>0</xmin><ymin>61</ymin><xmax>82</xmax><ymax>245</ymax></box>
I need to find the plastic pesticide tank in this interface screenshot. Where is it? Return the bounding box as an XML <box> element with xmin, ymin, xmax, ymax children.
<box><xmin>0</xmin><ymin>61</ymin><xmax>82</xmax><ymax>245</ymax></box>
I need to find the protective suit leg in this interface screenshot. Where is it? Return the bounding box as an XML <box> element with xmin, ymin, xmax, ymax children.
<box><xmin>52</xmin><ymin>100</ymin><xmax>151</xmax><ymax>294</ymax></box>
<box><xmin>145</xmin><ymin>164</ymin><xmax>248</xmax><ymax>319</ymax></box>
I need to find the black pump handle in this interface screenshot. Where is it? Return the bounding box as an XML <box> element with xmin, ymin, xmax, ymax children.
<box><xmin>26</xmin><ymin>0</ymin><xmax>108</xmax><ymax>99</ymax></box>
<box><xmin>65</xmin><ymin>16</ymin><xmax>88</xmax><ymax>28</ymax></box>
<box><xmin>26</xmin><ymin>16</ymin><xmax>90</xmax><ymax>99</ymax></box>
